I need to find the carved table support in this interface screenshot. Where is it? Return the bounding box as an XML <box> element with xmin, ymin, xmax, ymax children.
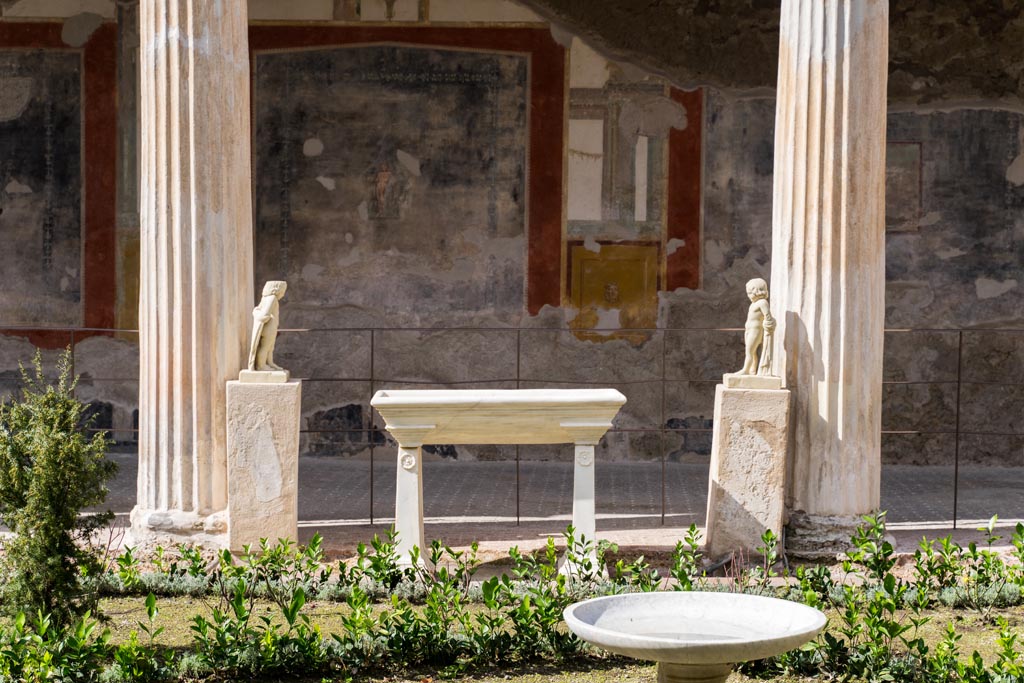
<box><xmin>562</xmin><ymin>421</ymin><xmax>613</xmax><ymax>575</ymax></box>
<box><xmin>389</xmin><ymin>425</ymin><xmax>435</xmax><ymax>567</ymax></box>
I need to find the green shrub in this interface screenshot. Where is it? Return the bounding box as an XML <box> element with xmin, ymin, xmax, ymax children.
<box><xmin>0</xmin><ymin>610</ymin><xmax>111</xmax><ymax>683</ymax></box>
<box><xmin>0</xmin><ymin>349</ymin><xmax>117</xmax><ymax>627</ymax></box>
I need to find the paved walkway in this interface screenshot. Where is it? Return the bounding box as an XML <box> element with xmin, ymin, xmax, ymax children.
<box><xmin>101</xmin><ymin>454</ymin><xmax>1024</xmax><ymax>558</ymax></box>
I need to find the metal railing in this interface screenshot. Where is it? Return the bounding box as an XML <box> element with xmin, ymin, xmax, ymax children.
<box><xmin>1</xmin><ymin>324</ymin><xmax>1022</xmax><ymax>527</ymax></box>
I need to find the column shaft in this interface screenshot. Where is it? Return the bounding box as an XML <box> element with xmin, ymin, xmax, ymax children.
<box><xmin>134</xmin><ymin>1</ymin><xmax>254</xmax><ymax>542</ymax></box>
<box><xmin>769</xmin><ymin>0</ymin><xmax>888</xmax><ymax>551</ymax></box>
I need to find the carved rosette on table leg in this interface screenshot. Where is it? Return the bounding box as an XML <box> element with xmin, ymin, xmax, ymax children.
<box><xmin>131</xmin><ymin>0</ymin><xmax>254</xmax><ymax>546</ymax></box>
<box><xmin>769</xmin><ymin>0</ymin><xmax>889</xmax><ymax>556</ymax></box>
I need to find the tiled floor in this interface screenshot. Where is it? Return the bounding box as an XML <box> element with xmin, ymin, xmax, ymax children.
<box><xmin>99</xmin><ymin>454</ymin><xmax>1024</xmax><ymax>554</ymax></box>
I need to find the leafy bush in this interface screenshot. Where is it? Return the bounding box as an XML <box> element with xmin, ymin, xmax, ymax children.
<box><xmin>0</xmin><ymin>611</ymin><xmax>111</xmax><ymax>683</ymax></box>
<box><xmin>0</xmin><ymin>350</ymin><xmax>117</xmax><ymax>627</ymax></box>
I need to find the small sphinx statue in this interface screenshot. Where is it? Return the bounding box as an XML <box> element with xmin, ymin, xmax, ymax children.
<box><xmin>241</xmin><ymin>280</ymin><xmax>289</xmax><ymax>382</ymax></box>
<box><xmin>723</xmin><ymin>278</ymin><xmax>780</xmax><ymax>389</ymax></box>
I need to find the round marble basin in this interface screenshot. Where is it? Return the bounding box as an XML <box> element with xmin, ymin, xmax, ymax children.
<box><xmin>564</xmin><ymin>592</ymin><xmax>826</xmax><ymax>683</ymax></box>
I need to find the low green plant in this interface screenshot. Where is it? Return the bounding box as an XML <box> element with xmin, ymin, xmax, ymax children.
<box><xmin>109</xmin><ymin>593</ymin><xmax>175</xmax><ymax>683</ymax></box>
<box><xmin>357</xmin><ymin>528</ymin><xmax>413</xmax><ymax>590</ymax></box>
<box><xmin>848</xmin><ymin>512</ymin><xmax>897</xmax><ymax>584</ymax></box>
<box><xmin>0</xmin><ymin>349</ymin><xmax>117</xmax><ymax>627</ymax></box>
<box><xmin>116</xmin><ymin>546</ymin><xmax>143</xmax><ymax>591</ymax></box>
<box><xmin>961</xmin><ymin>515</ymin><xmax>1011</xmax><ymax>616</ymax></box>
<box><xmin>613</xmin><ymin>553</ymin><xmax>661</xmax><ymax>591</ymax></box>
<box><xmin>669</xmin><ymin>524</ymin><xmax>705</xmax><ymax>590</ymax></box>
<box><xmin>0</xmin><ymin>611</ymin><xmax>111</xmax><ymax>683</ymax></box>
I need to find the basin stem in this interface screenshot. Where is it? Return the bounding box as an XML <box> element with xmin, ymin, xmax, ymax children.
<box><xmin>657</xmin><ymin>662</ymin><xmax>734</xmax><ymax>683</ymax></box>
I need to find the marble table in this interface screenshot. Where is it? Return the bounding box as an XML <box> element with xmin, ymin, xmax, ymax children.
<box><xmin>370</xmin><ymin>388</ymin><xmax>627</xmax><ymax>567</ymax></box>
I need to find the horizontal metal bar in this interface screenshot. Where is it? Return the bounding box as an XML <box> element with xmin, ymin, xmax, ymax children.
<box><xmin>4</xmin><ymin>325</ymin><xmax>1024</xmax><ymax>334</ymax></box>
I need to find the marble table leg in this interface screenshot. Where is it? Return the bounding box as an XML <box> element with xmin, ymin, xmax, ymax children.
<box><xmin>394</xmin><ymin>443</ymin><xmax>427</xmax><ymax>567</ymax></box>
<box><xmin>562</xmin><ymin>436</ymin><xmax>602</xmax><ymax>575</ymax></box>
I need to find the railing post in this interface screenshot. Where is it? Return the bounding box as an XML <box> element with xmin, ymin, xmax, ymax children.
<box><xmin>953</xmin><ymin>330</ymin><xmax>963</xmax><ymax>529</ymax></box>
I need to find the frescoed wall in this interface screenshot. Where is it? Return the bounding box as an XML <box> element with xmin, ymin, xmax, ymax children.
<box><xmin>253</xmin><ymin>44</ymin><xmax>529</xmax><ymax>327</ymax></box>
<box><xmin>0</xmin><ymin>50</ymin><xmax>82</xmax><ymax>326</ymax></box>
<box><xmin>0</xmin><ymin>0</ymin><xmax>1021</xmax><ymax>488</ymax></box>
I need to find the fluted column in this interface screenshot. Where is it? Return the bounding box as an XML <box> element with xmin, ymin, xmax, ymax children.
<box><xmin>132</xmin><ymin>1</ymin><xmax>254</xmax><ymax>544</ymax></box>
<box><xmin>769</xmin><ymin>0</ymin><xmax>888</xmax><ymax>555</ymax></box>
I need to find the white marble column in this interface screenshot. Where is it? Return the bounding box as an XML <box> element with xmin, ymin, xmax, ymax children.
<box><xmin>132</xmin><ymin>1</ymin><xmax>254</xmax><ymax>544</ymax></box>
<box><xmin>769</xmin><ymin>0</ymin><xmax>889</xmax><ymax>555</ymax></box>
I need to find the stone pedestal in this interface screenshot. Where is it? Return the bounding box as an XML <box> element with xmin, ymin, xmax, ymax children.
<box><xmin>704</xmin><ymin>384</ymin><xmax>790</xmax><ymax>560</ymax></box>
<box><xmin>132</xmin><ymin>0</ymin><xmax>254</xmax><ymax>545</ymax></box>
<box><xmin>769</xmin><ymin>0</ymin><xmax>889</xmax><ymax>556</ymax></box>
<box><xmin>226</xmin><ymin>380</ymin><xmax>301</xmax><ymax>553</ymax></box>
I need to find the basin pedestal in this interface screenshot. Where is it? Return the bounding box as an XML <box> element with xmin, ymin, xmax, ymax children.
<box><xmin>658</xmin><ymin>663</ymin><xmax>733</xmax><ymax>683</ymax></box>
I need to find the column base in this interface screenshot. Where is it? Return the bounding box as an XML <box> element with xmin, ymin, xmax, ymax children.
<box><xmin>657</xmin><ymin>662</ymin><xmax>733</xmax><ymax>683</ymax></box>
<box><xmin>128</xmin><ymin>506</ymin><xmax>228</xmax><ymax>549</ymax></box>
<box><xmin>785</xmin><ymin>510</ymin><xmax>866</xmax><ymax>560</ymax></box>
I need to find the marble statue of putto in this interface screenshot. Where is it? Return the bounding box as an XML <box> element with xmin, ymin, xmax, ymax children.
<box><xmin>739</xmin><ymin>277</ymin><xmax>776</xmax><ymax>377</ymax></box>
<box><xmin>248</xmin><ymin>280</ymin><xmax>288</xmax><ymax>373</ymax></box>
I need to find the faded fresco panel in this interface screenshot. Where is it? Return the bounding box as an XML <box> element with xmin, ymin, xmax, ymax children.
<box><xmin>253</xmin><ymin>45</ymin><xmax>528</xmax><ymax>327</ymax></box>
<box><xmin>0</xmin><ymin>50</ymin><xmax>82</xmax><ymax>326</ymax></box>
<box><xmin>886</xmin><ymin>141</ymin><xmax>921</xmax><ymax>232</ymax></box>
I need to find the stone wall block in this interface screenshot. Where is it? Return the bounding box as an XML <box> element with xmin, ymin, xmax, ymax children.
<box><xmin>961</xmin><ymin>332</ymin><xmax>1024</xmax><ymax>384</ymax></box>
<box><xmin>665</xmin><ymin>329</ymin><xmax>743</xmax><ymax>381</ymax></box>
<box><xmin>958</xmin><ymin>383</ymin><xmax>1024</xmax><ymax>435</ymax></box>
<box><xmin>72</xmin><ymin>379</ymin><xmax>138</xmax><ymax>443</ymax></box>
<box><xmin>881</xmin><ymin>382</ymin><xmax>957</xmax><ymax>433</ymax></box>
<box><xmin>275</xmin><ymin>330</ymin><xmax>372</xmax><ymax>380</ymax></box>
<box><xmin>958</xmin><ymin>434</ymin><xmax>1024</xmax><ymax>468</ymax></box>
<box><xmin>596</xmin><ymin>429</ymin><xmax>662</xmax><ymax>463</ymax></box>
<box><xmin>73</xmin><ymin>335</ymin><xmax>140</xmax><ymax>381</ymax></box>
<box><xmin>882</xmin><ymin>331</ymin><xmax>959</xmax><ymax>382</ymax></box>
<box><xmin>298</xmin><ymin>380</ymin><xmax>377</xmax><ymax>457</ymax></box>
<box><xmin>881</xmin><ymin>433</ymin><xmax>956</xmax><ymax>466</ymax></box>
<box><xmin>664</xmin><ymin>380</ymin><xmax>716</xmax><ymax>453</ymax></box>
<box><xmin>518</xmin><ymin>330</ymin><xmax>663</xmax><ymax>383</ymax></box>
<box><xmin>374</xmin><ymin>330</ymin><xmax>518</xmax><ymax>384</ymax></box>
<box><xmin>0</xmin><ymin>334</ymin><xmax>68</xmax><ymax>380</ymax></box>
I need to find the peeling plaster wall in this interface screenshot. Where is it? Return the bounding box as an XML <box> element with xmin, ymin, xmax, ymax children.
<box><xmin>675</xmin><ymin>93</ymin><xmax>1024</xmax><ymax>468</ymax></box>
<box><xmin>1</xmin><ymin>0</ymin><xmax>1023</xmax><ymax>478</ymax></box>
<box><xmin>521</xmin><ymin>0</ymin><xmax>1024</xmax><ymax>105</ymax></box>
